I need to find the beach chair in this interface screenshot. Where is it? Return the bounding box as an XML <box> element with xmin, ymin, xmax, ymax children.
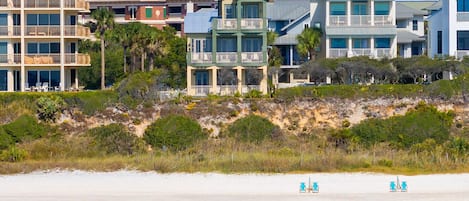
<box><xmin>390</xmin><ymin>181</ymin><xmax>397</xmax><ymax>192</ymax></box>
<box><xmin>401</xmin><ymin>181</ymin><xmax>407</xmax><ymax>192</ymax></box>
<box><xmin>312</xmin><ymin>182</ymin><xmax>319</xmax><ymax>193</ymax></box>
<box><xmin>299</xmin><ymin>182</ymin><xmax>306</xmax><ymax>193</ymax></box>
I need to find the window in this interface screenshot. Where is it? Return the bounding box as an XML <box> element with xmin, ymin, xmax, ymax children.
<box><xmin>39</xmin><ymin>43</ymin><xmax>50</xmax><ymax>53</ymax></box>
<box><xmin>217</xmin><ymin>38</ymin><xmax>237</xmax><ymax>52</ymax></box>
<box><xmin>458</xmin><ymin>0</ymin><xmax>469</xmax><ymax>12</ymax></box>
<box><xmin>128</xmin><ymin>6</ymin><xmax>137</xmax><ymax>19</ymax></box>
<box><xmin>314</xmin><ymin>22</ymin><xmax>321</xmax><ymax>29</ymax></box>
<box><xmin>0</xmin><ymin>14</ymin><xmax>7</xmax><ymax>26</ymax></box>
<box><xmin>412</xmin><ymin>20</ymin><xmax>418</xmax><ymax>31</ymax></box>
<box><xmin>39</xmin><ymin>14</ymin><xmax>48</xmax><ymax>25</ymax></box>
<box><xmin>375</xmin><ymin>38</ymin><xmax>390</xmax><ymax>48</ymax></box>
<box><xmin>27</xmin><ymin>14</ymin><xmax>38</xmax><ymax>25</ymax></box>
<box><xmin>304</xmin><ymin>24</ymin><xmax>309</xmax><ymax>29</ymax></box>
<box><xmin>0</xmin><ymin>70</ymin><xmax>6</xmax><ymax>91</ymax></box>
<box><xmin>27</xmin><ymin>70</ymin><xmax>60</xmax><ymax>89</ymax></box>
<box><xmin>353</xmin><ymin>38</ymin><xmax>370</xmax><ymax>48</ymax></box>
<box><xmin>352</xmin><ymin>1</ymin><xmax>368</xmax><ymax>15</ymax></box>
<box><xmin>13</xmin><ymin>14</ymin><xmax>20</xmax><ymax>25</ymax></box>
<box><xmin>0</xmin><ymin>42</ymin><xmax>7</xmax><ymax>63</ymax></box>
<box><xmin>437</xmin><ymin>31</ymin><xmax>442</xmax><ymax>53</ymax></box>
<box><xmin>26</xmin><ymin>14</ymin><xmax>60</xmax><ymax>25</ymax></box>
<box><xmin>243</xmin><ymin>4</ymin><xmax>259</xmax><ymax>18</ymax></box>
<box><xmin>374</xmin><ymin>2</ymin><xmax>389</xmax><ymax>15</ymax></box>
<box><xmin>195</xmin><ymin>71</ymin><xmax>209</xmax><ymax>85</ymax></box>
<box><xmin>13</xmin><ymin>43</ymin><xmax>20</xmax><ymax>53</ymax></box>
<box><xmin>331</xmin><ymin>38</ymin><xmax>347</xmax><ymax>48</ymax></box>
<box><xmin>242</xmin><ymin>37</ymin><xmax>262</xmax><ymax>52</ymax></box>
<box><xmin>225</xmin><ymin>5</ymin><xmax>236</xmax><ymax>18</ymax></box>
<box><xmin>330</xmin><ymin>2</ymin><xmax>346</xmax><ymax>15</ymax></box>
<box><xmin>50</xmin><ymin>43</ymin><xmax>60</xmax><ymax>53</ymax></box>
<box><xmin>113</xmin><ymin>8</ymin><xmax>126</xmax><ymax>15</ymax></box>
<box><xmin>50</xmin><ymin>14</ymin><xmax>60</xmax><ymax>25</ymax></box>
<box><xmin>27</xmin><ymin>43</ymin><xmax>38</xmax><ymax>54</ymax></box>
<box><xmin>27</xmin><ymin>43</ymin><xmax>60</xmax><ymax>54</ymax></box>
<box><xmin>145</xmin><ymin>7</ymin><xmax>152</xmax><ymax>18</ymax></box>
<box><xmin>457</xmin><ymin>31</ymin><xmax>469</xmax><ymax>50</ymax></box>
<box><xmin>168</xmin><ymin>6</ymin><xmax>182</xmax><ymax>14</ymax></box>
<box><xmin>27</xmin><ymin>71</ymin><xmax>37</xmax><ymax>88</ymax></box>
<box><xmin>40</xmin><ymin>71</ymin><xmax>49</xmax><ymax>83</ymax></box>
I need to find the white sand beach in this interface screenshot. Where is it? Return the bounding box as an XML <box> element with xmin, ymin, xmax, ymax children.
<box><xmin>0</xmin><ymin>171</ymin><xmax>468</xmax><ymax>201</ymax></box>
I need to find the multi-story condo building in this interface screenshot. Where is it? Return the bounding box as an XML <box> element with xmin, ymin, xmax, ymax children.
<box><xmin>0</xmin><ymin>0</ymin><xmax>91</xmax><ymax>92</ymax></box>
<box><xmin>396</xmin><ymin>2</ymin><xmax>427</xmax><ymax>57</ymax></box>
<box><xmin>84</xmin><ymin>0</ymin><xmax>217</xmax><ymax>36</ymax></box>
<box><xmin>427</xmin><ymin>0</ymin><xmax>469</xmax><ymax>58</ymax></box>
<box><xmin>184</xmin><ymin>0</ymin><xmax>268</xmax><ymax>96</ymax></box>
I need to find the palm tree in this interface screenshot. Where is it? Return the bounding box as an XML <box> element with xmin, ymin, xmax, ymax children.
<box><xmin>91</xmin><ymin>8</ymin><xmax>115</xmax><ymax>89</ymax></box>
<box><xmin>110</xmin><ymin>24</ymin><xmax>131</xmax><ymax>73</ymax></box>
<box><xmin>144</xmin><ymin>27</ymin><xmax>167</xmax><ymax>71</ymax></box>
<box><xmin>296</xmin><ymin>27</ymin><xmax>323</xmax><ymax>61</ymax></box>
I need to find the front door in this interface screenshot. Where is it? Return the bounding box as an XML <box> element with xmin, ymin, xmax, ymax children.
<box><xmin>195</xmin><ymin>71</ymin><xmax>209</xmax><ymax>85</ymax></box>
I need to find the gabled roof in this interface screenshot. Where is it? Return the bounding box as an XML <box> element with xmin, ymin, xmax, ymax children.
<box><xmin>267</xmin><ymin>0</ymin><xmax>310</xmax><ymax>21</ymax></box>
<box><xmin>425</xmin><ymin>0</ymin><xmax>442</xmax><ymax>11</ymax></box>
<box><xmin>184</xmin><ymin>8</ymin><xmax>217</xmax><ymax>34</ymax></box>
<box><xmin>397</xmin><ymin>30</ymin><xmax>426</xmax><ymax>43</ymax></box>
<box><xmin>280</xmin><ymin>12</ymin><xmax>310</xmax><ymax>32</ymax></box>
<box><xmin>274</xmin><ymin>34</ymin><xmax>298</xmax><ymax>45</ymax></box>
<box><xmin>396</xmin><ymin>2</ymin><xmax>427</xmax><ymax>19</ymax></box>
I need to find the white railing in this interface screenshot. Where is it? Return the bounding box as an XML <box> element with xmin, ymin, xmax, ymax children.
<box><xmin>193</xmin><ymin>85</ymin><xmax>211</xmax><ymax>96</ymax></box>
<box><xmin>241</xmin><ymin>18</ymin><xmax>263</xmax><ymax>29</ymax></box>
<box><xmin>217</xmin><ymin>52</ymin><xmax>237</xmax><ymax>63</ymax></box>
<box><xmin>351</xmin><ymin>48</ymin><xmax>372</xmax><ymax>57</ymax></box>
<box><xmin>25</xmin><ymin>54</ymin><xmax>60</xmax><ymax>64</ymax></box>
<box><xmin>0</xmin><ymin>0</ymin><xmax>20</xmax><ymax>7</ymax></box>
<box><xmin>25</xmin><ymin>0</ymin><xmax>88</xmax><ymax>9</ymax></box>
<box><xmin>375</xmin><ymin>48</ymin><xmax>392</xmax><ymax>58</ymax></box>
<box><xmin>457</xmin><ymin>12</ymin><xmax>469</xmax><ymax>21</ymax></box>
<box><xmin>0</xmin><ymin>54</ymin><xmax>7</xmax><ymax>63</ymax></box>
<box><xmin>64</xmin><ymin>25</ymin><xmax>90</xmax><ymax>37</ymax></box>
<box><xmin>329</xmin><ymin>48</ymin><xmax>348</xmax><ymax>58</ymax></box>
<box><xmin>329</xmin><ymin>15</ymin><xmax>347</xmax><ymax>26</ymax></box>
<box><xmin>26</xmin><ymin>26</ymin><xmax>60</xmax><ymax>36</ymax></box>
<box><xmin>65</xmin><ymin>53</ymin><xmax>90</xmax><ymax>65</ymax></box>
<box><xmin>374</xmin><ymin>15</ymin><xmax>393</xmax><ymax>25</ymax></box>
<box><xmin>0</xmin><ymin>54</ymin><xmax>20</xmax><ymax>64</ymax></box>
<box><xmin>456</xmin><ymin>50</ymin><xmax>469</xmax><ymax>59</ymax></box>
<box><xmin>0</xmin><ymin>26</ymin><xmax>21</xmax><ymax>36</ymax></box>
<box><xmin>241</xmin><ymin>52</ymin><xmax>263</xmax><ymax>63</ymax></box>
<box><xmin>216</xmin><ymin>19</ymin><xmax>237</xmax><ymax>30</ymax></box>
<box><xmin>217</xmin><ymin>85</ymin><xmax>238</xmax><ymax>95</ymax></box>
<box><xmin>351</xmin><ymin>15</ymin><xmax>371</xmax><ymax>26</ymax></box>
<box><xmin>191</xmin><ymin>53</ymin><xmax>212</xmax><ymax>63</ymax></box>
<box><xmin>242</xmin><ymin>85</ymin><xmax>261</xmax><ymax>93</ymax></box>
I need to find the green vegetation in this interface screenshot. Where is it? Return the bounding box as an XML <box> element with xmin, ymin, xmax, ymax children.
<box><xmin>144</xmin><ymin>115</ymin><xmax>205</xmax><ymax>151</ymax></box>
<box><xmin>88</xmin><ymin>124</ymin><xmax>144</xmax><ymax>155</ymax></box>
<box><xmin>227</xmin><ymin>115</ymin><xmax>282</xmax><ymax>143</ymax></box>
<box><xmin>36</xmin><ymin>96</ymin><xmax>66</xmax><ymax>122</ymax></box>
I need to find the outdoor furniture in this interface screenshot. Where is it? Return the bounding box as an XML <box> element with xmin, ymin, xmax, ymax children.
<box><xmin>24</xmin><ymin>83</ymin><xmax>31</xmax><ymax>91</ymax></box>
<box><xmin>401</xmin><ymin>181</ymin><xmax>407</xmax><ymax>192</ymax></box>
<box><xmin>42</xmin><ymin>82</ymin><xmax>49</xmax><ymax>92</ymax></box>
<box><xmin>312</xmin><ymin>182</ymin><xmax>319</xmax><ymax>193</ymax></box>
<box><xmin>299</xmin><ymin>182</ymin><xmax>306</xmax><ymax>193</ymax></box>
<box><xmin>390</xmin><ymin>181</ymin><xmax>397</xmax><ymax>192</ymax></box>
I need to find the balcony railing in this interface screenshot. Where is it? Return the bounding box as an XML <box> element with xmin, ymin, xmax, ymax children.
<box><xmin>217</xmin><ymin>85</ymin><xmax>238</xmax><ymax>95</ymax></box>
<box><xmin>351</xmin><ymin>15</ymin><xmax>371</xmax><ymax>26</ymax></box>
<box><xmin>24</xmin><ymin>53</ymin><xmax>90</xmax><ymax>65</ymax></box>
<box><xmin>0</xmin><ymin>54</ymin><xmax>21</xmax><ymax>64</ymax></box>
<box><xmin>329</xmin><ymin>48</ymin><xmax>348</xmax><ymax>58</ymax></box>
<box><xmin>216</xmin><ymin>52</ymin><xmax>237</xmax><ymax>63</ymax></box>
<box><xmin>65</xmin><ymin>53</ymin><xmax>90</xmax><ymax>65</ymax></box>
<box><xmin>216</xmin><ymin>19</ymin><xmax>237</xmax><ymax>30</ymax></box>
<box><xmin>242</xmin><ymin>85</ymin><xmax>260</xmax><ymax>93</ymax></box>
<box><xmin>241</xmin><ymin>19</ymin><xmax>263</xmax><ymax>29</ymax></box>
<box><xmin>25</xmin><ymin>25</ymin><xmax>90</xmax><ymax>37</ymax></box>
<box><xmin>25</xmin><ymin>0</ymin><xmax>89</xmax><ymax>9</ymax></box>
<box><xmin>191</xmin><ymin>53</ymin><xmax>212</xmax><ymax>64</ymax></box>
<box><xmin>0</xmin><ymin>0</ymin><xmax>20</xmax><ymax>7</ymax></box>
<box><xmin>457</xmin><ymin>12</ymin><xmax>469</xmax><ymax>22</ymax></box>
<box><xmin>64</xmin><ymin>25</ymin><xmax>91</xmax><ymax>37</ymax></box>
<box><xmin>375</xmin><ymin>48</ymin><xmax>392</xmax><ymax>58</ymax></box>
<box><xmin>193</xmin><ymin>85</ymin><xmax>211</xmax><ymax>96</ymax></box>
<box><xmin>351</xmin><ymin>48</ymin><xmax>372</xmax><ymax>57</ymax></box>
<box><xmin>0</xmin><ymin>26</ymin><xmax>20</xmax><ymax>36</ymax></box>
<box><xmin>456</xmin><ymin>50</ymin><xmax>469</xmax><ymax>59</ymax></box>
<box><xmin>329</xmin><ymin>15</ymin><xmax>347</xmax><ymax>26</ymax></box>
<box><xmin>374</xmin><ymin>15</ymin><xmax>393</xmax><ymax>25</ymax></box>
<box><xmin>241</xmin><ymin>52</ymin><xmax>263</xmax><ymax>63</ymax></box>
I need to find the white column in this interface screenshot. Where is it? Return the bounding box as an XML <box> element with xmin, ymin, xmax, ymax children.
<box><xmin>187</xmin><ymin>66</ymin><xmax>192</xmax><ymax>95</ymax></box>
<box><xmin>326</xmin><ymin>37</ymin><xmax>330</xmax><ymax>58</ymax></box>
<box><xmin>60</xmin><ymin>0</ymin><xmax>65</xmax><ymax>91</ymax></box>
<box><xmin>347</xmin><ymin>0</ymin><xmax>351</xmax><ymax>26</ymax></box>
<box><xmin>391</xmin><ymin>0</ymin><xmax>396</xmax><ymax>25</ymax></box>
<box><xmin>7</xmin><ymin>42</ymin><xmax>13</xmax><ymax>64</ymax></box>
<box><xmin>211</xmin><ymin>67</ymin><xmax>217</xmax><ymax>94</ymax></box>
<box><xmin>326</xmin><ymin>0</ymin><xmax>330</xmax><ymax>26</ymax></box>
<box><xmin>347</xmin><ymin>37</ymin><xmax>353</xmax><ymax>57</ymax></box>
<box><xmin>370</xmin><ymin>0</ymin><xmax>374</xmax><ymax>26</ymax></box>
<box><xmin>7</xmin><ymin>13</ymin><xmax>12</xmax><ymax>37</ymax></box>
<box><xmin>289</xmin><ymin>45</ymin><xmax>294</xmax><ymax>66</ymax></box>
<box><xmin>75</xmin><ymin>69</ymin><xmax>78</xmax><ymax>89</ymax></box>
<box><xmin>7</xmin><ymin>69</ymin><xmax>13</xmax><ymax>92</ymax></box>
<box><xmin>370</xmin><ymin>37</ymin><xmax>375</xmax><ymax>58</ymax></box>
<box><xmin>20</xmin><ymin>0</ymin><xmax>24</xmax><ymax>92</ymax></box>
<box><xmin>260</xmin><ymin>66</ymin><xmax>268</xmax><ymax>94</ymax></box>
<box><xmin>236</xmin><ymin>67</ymin><xmax>242</xmax><ymax>93</ymax></box>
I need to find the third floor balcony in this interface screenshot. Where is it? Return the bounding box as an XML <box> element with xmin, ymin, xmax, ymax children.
<box><xmin>25</xmin><ymin>25</ymin><xmax>90</xmax><ymax>37</ymax></box>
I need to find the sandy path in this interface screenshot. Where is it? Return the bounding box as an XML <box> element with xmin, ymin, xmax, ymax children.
<box><xmin>0</xmin><ymin>171</ymin><xmax>468</xmax><ymax>201</ymax></box>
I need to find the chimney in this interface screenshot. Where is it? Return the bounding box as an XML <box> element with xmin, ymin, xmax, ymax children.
<box><xmin>187</xmin><ymin>1</ymin><xmax>194</xmax><ymax>13</ymax></box>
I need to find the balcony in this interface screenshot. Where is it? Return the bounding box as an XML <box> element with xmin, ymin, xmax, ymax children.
<box><xmin>216</xmin><ymin>19</ymin><xmax>237</xmax><ymax>30</ymax></box>
<box><xmin>23</xmin><ymin>53</ymin><xmax>90</xmax><ymax>65</ymax></box>
<box><xmin>0</xmin><ymin>26</ymin><xmax>20</xmax><ymax>36</ymax></box>
<box><xmin>242</xmin><ymin>85</ymin><xmax>260</xmax><ymax>93</ymax></box>
<box><xmin>64</xmin><ymin>25</ymin><xmax>91</xmax><ymax>37</ymax></box>
<box><xmin>191</xmin><ymin>53</ymin><xmax>212</xmax><ymax>64</ymax></box>
<box><xmin>25</xmin><ymin>25</ymin><xmax>90</xmax><ymax>37</ymax></box>
<box><xmin>217</xmin><ymin>85</ymin><xmax>238</xmax><ymax>96</ymax></box>
<box><xmin>351</xmin><ymin>48</ymin><xmax>372</xmax><ymax>57</ymax></box>
<box><xmin>241</xmin><ymin>52</ymin><xmax>263</xmax><ymax>63</ymax></box>
<box><xmin>0</xmin><ymin>0</ymin><xmax>20</xmax><ymax>8</ymax></box>
<box><xmin>329</xmin><ymin>15</ymin><xmax>347</xmax><ymax>26</ymax></box>
<box><xmin>216</xmin><ymin>52</ymin><xmax>237</xmax><ymax>63</ymax></box>
<box><xmin>0</xmin><ymin>54</ymin><xmax>20</xmax><ymax>64</ymax></box>
<box><xmin>65</xmin><ymin>53</ymin><xmax>90</xmax><ymax>65</ymax></box>
<box><xmin>329</xmin><ymin>48</ymin><xmax>348</xmax><ymax>58</ymax></box>
<box><xmin>351</xmin><ymin>15</ymin><xmax>371</xmax><ymax>26</ymax></box>
<box><xmin>457</xmin><ymin>12</ymin><xmax>469</xmax><ymax>22</ymax></box>
<box><xmin>25</xmin><ymin>0</ymin><xmax>89</xmax><ymax>10</ymax></box>
<box><xmin>374</xmin><ymin>15</ymin><xmax>393</xmax><ymax>25</ymax></box>
<box><xmin>241</xmin><ymin>19</ymin><xmax>263</xmax><ymax>30</ymax></box>
<box><xmin>193</xmin><ymin>85</ymin><xmax>211</xmax><ymax>96</ymax></box>
<box><xmin>456</xmin><ymin>50</ymin><xmax>469</xmax><ymax>59</ymax></box>
<box><xmin>375</xmin><ymin>48</ymin><xmax>392</xmax><ymax>58</ymax></box>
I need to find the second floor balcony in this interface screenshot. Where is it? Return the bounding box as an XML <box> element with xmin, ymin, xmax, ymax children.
<box><xmin>458</xmin><ymin>12</ymin><xmax>469</xmax><ymax>21</ymax></box>
<box><xmin>25</xmin><ymin>25</ymin><xmax>90</xmax><ymax>37</ymax></box>
<box><xmin>241</xmin><ymin>52</ymin><xmax>263</xmax><ymax>63</ymax></box>
<box><xmin>240</xmin><ymin>19</ymin><xmax>263</xmax><ymax>30</ymax></box>
<box><xmin>216</xmin><ymin>19</ymin><xmax>237</xmax><ymax>30</ymax></box>
<box><xmin>0</xmin><ymin>0</ymin><xmax>20</xmax><ymax>8</ymax></box>
<box><xmin>23</xmin><ymin>53</ymin><xmax>90</xmax><ymax>65</ymax></box>
<box><xmin>0</xmin><ymin>26</ymin><xmax>20</xmax><ymax>36</ymax></box>
<box><xmin>351</xmin><ymin>15</ymin><xmax>371</xmax><ymax>26</ymax></box>
<box><xmin>23</xmin><ymin>0</ymin><xmax>89</xmax><ymax>10</ymax></box>
<box><xmin>329</xmin><ymin>48</ymin><xmax>348</xmax><ymax>58</ymax></box>
<box><xmin>328</xmin><ymin>15</ymin><xmax>393</xmax><ymax>26</ymax></box>
<box><xmin>351</xmin><ymin>48</ymin><xmax>372</xmax><ymax>57</ymax></box>
<box><xmin>191</xmin><ymin>53</ymin><xmax>212</xmax><ymax>64</ymax></box>
<box><xmin>216</xmin><ymin>52</ymin><xmax>237</xmax><ymax>63</ymax></box>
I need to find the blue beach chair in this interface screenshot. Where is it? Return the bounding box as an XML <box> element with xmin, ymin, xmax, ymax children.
<box><xmin>299</xmin><ymin>182</ymin><xmax>306</xmax><ymax>193</ymax></box>
<box><xmin>401</xmin><ymin>181</ymin><xmax>408</xmax><ymax>192</ymax></box>
<box><xmin>390</xmin><ymin>181</ymin><xmax>397</xmax><ymax>192</ymax></box>
<box><xmin>312</xmin><ymin>182</ymin><xmax>319</xmax><ymax>193</ymax></box>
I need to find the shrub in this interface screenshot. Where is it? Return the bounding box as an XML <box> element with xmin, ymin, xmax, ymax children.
<box><xmin>0</xmin><ymin>127</ymin><xmax>13</xmax><ymax>150</ymax></box>
<box><xmin>144</xmin><ymin>115</ymin><xmax>205</xmax><ymax>151</ymax></box>
<box><xmin>88</xmin><ymin>123</ymin><xmax>145</xmax><ymax>155</ymax></box>
<box><xmin>227</xmin><ymin>114</ymin><xmax>281</xmax><ymax>143</ymax></box>
<box><xmin>0</xmin><ymin>146</ymin><xmax>28</xmax><ymax>162</ymax></box>
<box><xmin>245</xmin><ymin>90</ymin><xmax>263</xmax><ymax>98</ymax></box>
<box><xmin>36</xmin><ymin>96</ymin><xmax>66</xmax><ymax>122</ymax></box>
<box><xmin>1</xmin><ymin>115</ymin><xmax>48</xmax><ymax>145</ymax></box>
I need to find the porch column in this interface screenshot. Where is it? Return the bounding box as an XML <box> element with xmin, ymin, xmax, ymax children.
<box><xmin>391</xmin><ymin>0</ymin><xmax>396</xmax><ymax>25</ymax></box>
<box><xmin>7</xmin><ymin>69</ymin><xmax>13</xmax><ymax>92</ymax></box>
<box><xmin>289</xmin><ymin>45</ymin><xmax>294</xmax><ymax>66</ymax></box>
<box><xmin>347</xmin><ymin>0</ymin><xmax>351</xmax><ymax>26</ymax></box>
<box><xmin>325</xmin><ymin>0</ymin><xmax>330</xmax><ymax>26</ymax></box>
<box><xmin>370</xmin><ymin>0</ymin><xmax>374</xmax><ymax>26</ymax></box>
<box><xmin>75</xmin><ymin>69</ymin><xmax>79</xmax><ymax>89</ymax></box>
<box><xmin>260</xmin><ymin>66</ymin><xmax>268</xmax><ymax>94</ymax></box>
<box><xmin>187</xmin><ymin>66</ymin><xmax>193</xmax><ymax>95</ymax></box>
<box><xmin>211</xmin><ymin>67</ymin><xmax>217</xmax><ymax>94</ymax></box>
<box><xmin>347</xmin><ymin>37</ymin><xmax>353</xmax><ymax>57</ymax></box>
<box><xmin>326</xmin><ymin>37</ymin><xmax>330</xmax><ymax>57</ymax></box>
<box><xmin>370</xmin><ymin>37</ymin><xmax>375</xmax><ymax>58</ymax></box>
<box><xmin>236</xmin><ymin>66</ymin><xmax>243</xmax><ymax>93</ymax></box>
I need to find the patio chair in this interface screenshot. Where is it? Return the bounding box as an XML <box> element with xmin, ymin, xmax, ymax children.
<box><xmin>42</xmin><ymin>82</ymin><xmax>49</xmax><ymax>92</ymax></box>
<box><xmin>312</xmin><ymin>182</ymin><xmax>319</xmax><ymax>193</ymax></box>
<box><xmin>299</xmin><ymin>182</ymin><xmax>306</xmax><ymax>193</ymax></box>
<box><xmin>401</xmin><ymin>181</ymin><xmax>407</xmax><ymax>192</ymax></box>
<box><xmin>24</xmin><ymin>83</ymin><xmax>31</xmax><ymax>91</ymax></box>
<box><xmin>390</xmin><ymin>181</ymin><xmax>397</xmax><ymax>192</ymax></box>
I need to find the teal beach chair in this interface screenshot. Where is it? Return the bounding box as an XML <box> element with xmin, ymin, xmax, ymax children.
<box><xmin>312</xmin><ymin>182</ymin><xmax>319</xmax><ymax>193</ymax></box>
<box><xmin>401</xmin><ymin>181</ymin><xmax>407</xmax><ymax>192</ymax></box>
<box><xmin>390</xmin><ymin>181</ymin><xmax>397</xmax><ymax>192</ymax></box>
<box><xmin>299</xmin><ymin>182</ymin><xmax>306</xmax><ymax>193</ymax></box>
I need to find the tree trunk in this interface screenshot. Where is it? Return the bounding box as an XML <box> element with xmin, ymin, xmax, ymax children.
<box><xmin>309</xmin><ymin>50</ymin><xmax>316</xmax><ymax>61</ymax></box>
<box><xmin>101</xmin><ymin>38</ymin><xmax>105</xmax><ymax>90</ymax></box>
<box><xmin>123</xmin><ymin>47</ymin><xmax>127</xmax><ymax>73</ymax></box>
<box><xmin>149</xmin><ymin>55</ymin><xmax>154</xmax><ymax>71</ymax></box>
<box><xmin>141</xmin><ymin>53</ymin><xmax>145</xmax><ymax>72</ymax></box>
